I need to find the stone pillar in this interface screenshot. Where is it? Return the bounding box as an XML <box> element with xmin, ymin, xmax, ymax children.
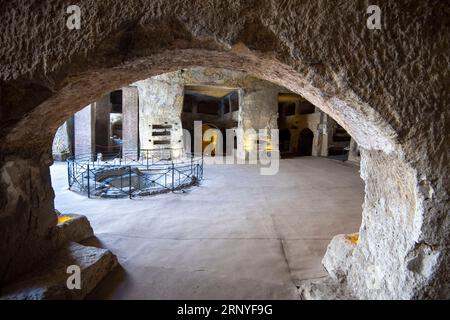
<box><xmin>52</xmin><ymin>117</ymin><xmax>73</xmax><ymax>161</ymax></box>
<box><xmin>74</xmin><ymin>104</ymin><xmax>95</xmax><ymax>157</ymax></box>
<box><xmin>0</xmin><ymin>157</ymin><xmax>57</xmax><ymax>285</ymax></box>
<box><xmin>122</xmin><ymin>86</ymin><xmax>139</xmax><ymax>156</ymax></box>
<box><xmin>94</xmin><ymin>95</ymin><xmax>111</xmax><ymax>154</ymax></box>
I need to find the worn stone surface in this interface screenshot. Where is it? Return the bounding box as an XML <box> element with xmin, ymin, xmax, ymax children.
<box><xmin>0</xmin><ymin>242</ymin><xmax>118</xmax><ymax>300</ymax></box>
<box><xmin>298</xmin><ymin>277</ymin><xmax>355</xmax><ymax>300</ymax></box>
<box><xmin>321</xmin><ymin>234</ymin><xmax>357</xmax><ymax>283</ymax></box>
<box><xmin>0</xmin><ymin>1</ymin><xmax>448</xmax><ymax>298</ymax></box>
<box><xmin>0</xmin><ymin>158</ymin><xmax>57</xmax><ymax>285</ymax></box>
<box><xmin>53</xmin><ymin>214</ymin><xmax>94</xmax><ymax>246</ymax></box>
<box><xmin>134</xmin><ymin>72</ymin><xmax>185</xmax><ymax>157</ymax></box>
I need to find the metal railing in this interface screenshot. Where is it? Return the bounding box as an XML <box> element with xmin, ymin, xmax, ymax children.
<box><xmin>67</xmin><ymin>149</ymin><xmax>204</xmax><ymax>199</ymax></box>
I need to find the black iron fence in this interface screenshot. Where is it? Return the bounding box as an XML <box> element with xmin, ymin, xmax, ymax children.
<box><xmin>67</xmin><ymin>149</ymin><xmax>204</xmax><ymax>199</ymax></box>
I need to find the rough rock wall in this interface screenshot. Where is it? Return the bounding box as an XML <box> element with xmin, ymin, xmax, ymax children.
<box><xmin>134</xmin><ymin>73</ymin><xmax>185</xmax><ymax>157</ymax></box>
<box><xmin>0</xmin><ymin>158</ymin><xmax>57</xmax><ymax>284</ymax></box>
<box><xmin>122</xmin><ymin>86</ymin><xmax>139</xmax><ymax>153</ymax></box>
<box><xmin>0</xmin><ymin>0</ymin><xmax>448</xmax><ymax>298</ymax></box>
<box><xmin>184</xmin><ymin>68</ymin><xmax>282</xmax><ymax>141</ymax></box>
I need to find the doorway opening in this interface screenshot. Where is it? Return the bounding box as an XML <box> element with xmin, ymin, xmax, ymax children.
<box><xmin>298</xmin><ymin>128</ymin><xmax>314</xmax><ymax>156</ymax></box>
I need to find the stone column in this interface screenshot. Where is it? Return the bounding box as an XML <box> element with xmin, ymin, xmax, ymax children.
<box><xmin>94</xmin><ymin>95</ymin><xmax>111</xmax><ymax>154</ymax></box>
<box><xmin>122</xmin><ymin>86</ymin><xmax>139</xmax><ymax>157</ymax></box>
<box><xmin>347</xmin><ymin>138</ymin><xmax>360</xmax><ymax>164</ymax></box>
<box><xmin>134</xmin><ymin>73</ymin><xmax>184</xmax><ymax>159</ymax></box>
<box><xmin>74</xmin><ymin>104</ymin><xmax>95</xmax><ymax>157</ymax></box>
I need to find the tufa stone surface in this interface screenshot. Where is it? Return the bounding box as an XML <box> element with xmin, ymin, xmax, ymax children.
<box><xmin>0</xmin><ymin>242</ymin><xmax>118</xmax><ymax>300</ymax></box>
<box><xmin>52</xmin><ymin>120</ymin><xmax>73</xmax><ymax>161</ymax></box>
<box><xmin>0</xmin><ymin>0</ymin><xmax>448</xmax><ymax>299</ymax></box>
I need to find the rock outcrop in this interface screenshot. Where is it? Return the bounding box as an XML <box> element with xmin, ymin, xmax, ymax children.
<box><xmin>0</xmin><ymin>0</ymin><xmax>448</xmax><ymax>299</ymax></box>
<box><xmin>0</xmin><ymin>242</ymin><xmax>118</xmax><ymax>300</ymax></box>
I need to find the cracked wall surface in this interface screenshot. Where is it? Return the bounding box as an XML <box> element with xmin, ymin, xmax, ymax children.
<box><xmin>0</xmin><ymin>0</ymin><xmax>448</xmax><ymax>298</ymax></box>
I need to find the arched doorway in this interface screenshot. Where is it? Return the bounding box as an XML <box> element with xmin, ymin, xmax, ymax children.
<box><xmin>298</xmin><ymin>128</ymin><xmax>314</xmax><ymax>156</ymax></box>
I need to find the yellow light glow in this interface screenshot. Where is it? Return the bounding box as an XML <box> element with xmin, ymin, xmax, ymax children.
<box><xmin>345</xmin><ymin>233</ymin><xmax>359</xmax><ymax>245</ymax></box>
<box><xmin>57</xmin><ymin>215</ymin><xmax>74</xmax><ymax>225</ymax></box>
<box><xmin>243</xmin><ymin>136</ymin><xmax>255</xmax><ymax>152</ymax></box>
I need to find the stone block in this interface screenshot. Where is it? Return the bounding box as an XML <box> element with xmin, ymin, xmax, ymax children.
<box><xmin>0</xmin><ymin>242</ymin><xmax>118</xmax><ymax>300</ymax></box>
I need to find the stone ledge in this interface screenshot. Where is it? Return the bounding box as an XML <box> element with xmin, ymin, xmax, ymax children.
<box><xmin>0</xmin><ymin>242</ymin><xmax>118</xmax><ymax>300</ymax></box>
<box><xmin>53</xmin><ymin>213</ymin><xmax>94</xmax><ymax>247</ymax></box>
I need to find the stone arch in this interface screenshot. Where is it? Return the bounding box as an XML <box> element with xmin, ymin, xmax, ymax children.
<box><xmin>298</xmin><ymin>128</ymin><xmax>314</xmax><ymax>156</ymax></box>
<box><xmin>0</xmin><ymin>1</ymin><xmax>448</xmax><ymax>299</ymax></box>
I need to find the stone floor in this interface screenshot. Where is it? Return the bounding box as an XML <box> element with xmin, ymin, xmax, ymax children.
<box><xmin>50</xmin><ymin>157</ymin><xmax>364</xmax><ymax>299</ymax></box>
